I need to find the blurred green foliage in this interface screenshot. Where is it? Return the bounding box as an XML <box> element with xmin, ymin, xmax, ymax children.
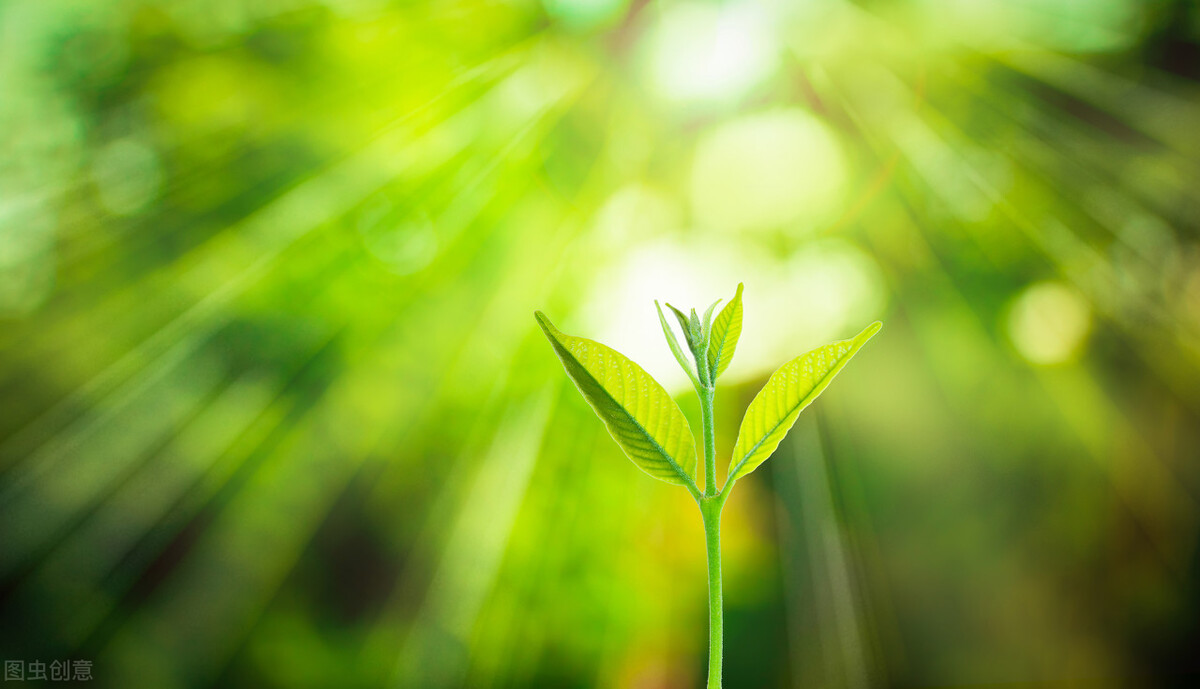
<box><xmin>1</xmin><ymin>0</ymin><xmax>1199</xmax><ymax>687</ymax></box>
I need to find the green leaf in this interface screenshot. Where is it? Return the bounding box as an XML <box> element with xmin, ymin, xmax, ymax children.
<box><xmin>727</xmin><ymin>321</ymin><xmax>881</xmax><ymax>481</ymax></box>
<box><xmin>687</xmin><ymin>308</ymin><xmax>702</xmax><ymax>345</ymax></box>
<box><xmin>665</xmin><ymin>303</ymin><xmax>690</xmax><ymax>337</ymax></box>
<box><xmin>656</xmin><ymin>300</ymin><xmax>700</xmax><ymax>389</ymax></box>
<box><xmin>706</xmin><ymin>283</ymin><xmax>743</xmax><ymax>382</ymax></box>
<box><xmin>700</xmin><ymin>298</ymin><xmax>721</xmax><ymax>348</ymax></box>
<box><xmin>535</xmin><ymin>312</ymin><xmax>698</xmax><ymax>487</ymax></box>
<box><xmin>666</xmin><ymin>302</ymin><xmax>706</xmax><ymax>355</ymax></box>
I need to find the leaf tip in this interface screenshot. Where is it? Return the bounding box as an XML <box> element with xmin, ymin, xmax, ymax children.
<box><xmin>861</xmin><ymin>320</ymin><xmax>883</xmax><ymax>341</ymax></box>
<box><xmin>534</xmin><ymin>310</ymin><xmax>557</xmax><ymax>336</ymax></box>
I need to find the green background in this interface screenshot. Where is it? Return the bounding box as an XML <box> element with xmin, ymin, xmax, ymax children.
<box><xmin>1</xmin><ymin>0</ymin><xmax>1198</xmax><ymax>686</ymax></box>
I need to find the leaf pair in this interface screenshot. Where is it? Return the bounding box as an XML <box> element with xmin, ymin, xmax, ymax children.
<box><xmin>535</xmin><ymin>287</ymin><xmax>880</xmax><ymax>489</ymax></box>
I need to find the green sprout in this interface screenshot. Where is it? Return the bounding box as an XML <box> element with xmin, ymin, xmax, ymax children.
<box><xmin>535</xmin><ymin>284</ymin><xmax>881</xmax><ymax>689</ymax></box>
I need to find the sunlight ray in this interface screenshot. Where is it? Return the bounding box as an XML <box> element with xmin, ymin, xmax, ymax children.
<box><xmin>0</xmin><ymin>343</ymin><xmax>228</xmax><ymax>581</ymax></box>
<box><xmin>91</xmin><ymin>287</ymin><xmax>514</xmax><ymax>687</ymax></box>
<box><xmin>775</xmin><ymin>415</ymin><xmax>874</xmax><ymax>689</ymax></box>
<box><xmin>832</xmin><ymin>74</ymin><xmax>1199</xmax><ymax>577</ymax></box>
<box><xmin>0</xmin><ymin>50</ymin><xmax>532</xmax><ymax>478</ymax></box>
<box><xmin>837</xmin><ymin>63</ymin><xmax>1200</xmax><ymax>407</ymax></box>
<box><xmin>391</xmin><ymin>391</ymin><xmax>552</xmax><ymax>688</ymax></box>
<box><xmin>997</xmin><ymin>46</ymin><xmax>1200</xmax><ymax>158</ymax></box>
<box><xmin>86</xmin><ymin>62</ymin><xmax>587</xmax><ymax>684</ymax></box>
<box><xmin>914</xmin><ymin>84</ymin><xmax>1200</xmax><ymax>402</ymax></box>
<box><xmin>3</xmin><ymin>370</ymin><xmax>284</xmax><ymax>648</ymax></box>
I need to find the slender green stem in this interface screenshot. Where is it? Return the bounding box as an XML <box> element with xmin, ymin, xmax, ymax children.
<box><xmin>699</xmin><ymin>385</ymin><xmax>717</xmax><ymax>496</ymax></box>
<box><xmin>699</xmin><ymin>493</ymin><xmax>728</xmax><ymax>689</ymax></box>
<box><xmin>692</xmin><ymin>325</ymin><xmax>728</xmax><ymax>687</ymax></box>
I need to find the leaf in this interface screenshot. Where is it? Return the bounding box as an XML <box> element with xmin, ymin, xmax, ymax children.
<box><xmin>728</xmin><ymin>321</ymin><xmax>881</xmax><ymax>481</ymax></box>
<box><xmin>687</xmin><ymin>308</ymin><xmax>701</xmax><ymax>345</ymax></box>
<box><xmin>700</xmin><ymin>298</ymin><xmax>721</xmax><ymax>349</ymax></box>
<box><xmin>706</xmin><ymin>283</ymin><xmax>743</xmax><ymax>382</ymax></box>
<box><xmin>665</xmin><ymin>303</ymin><xmax>690</xmax><ymax>338</ymax></box>
<box><xmin>666</xmin><ymin>302</ymin><xmax>707</xmax><ymax>352</ymax></box>
<box><xmin>536</xmin><ymin>312</ymin><xmax>698</xmax><ymax>487</ymax></box>
<box><xmin>656</xmin><ymin>300</ymin><xmax>700</xmax><ymax>388</ymax></box>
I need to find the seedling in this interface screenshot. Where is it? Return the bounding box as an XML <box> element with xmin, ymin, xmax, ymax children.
<box><xmin>536</xmin><ymin>284</ymin><xmax>880</xmax><ymax>689</ymax></box>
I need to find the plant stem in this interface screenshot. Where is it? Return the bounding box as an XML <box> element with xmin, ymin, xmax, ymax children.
<box><xmin>696</xmin><ymin>348</ymin><xmax>725</xmax><ymax>687</ymax></box>
<box><xmin>699</xmin><ymin>385</ymin><xmax>717</xmax><ymax>495</ymax></box>
<box><xmin>699</xmin><ymin>493</ymin><xmax>728</xmax><ymax>689</ymax></box>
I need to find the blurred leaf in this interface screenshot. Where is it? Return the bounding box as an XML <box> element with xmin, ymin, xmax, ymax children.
<box><xmin>706</xmin><ymin>283</ymin><xmax>743</xmax><ymax>382</ymax></box>
<box><xmin>535</xmin><ymin>311</ymin><xmax>698</xmax><ymax>487</ymax></box>
<box><xmin>729</xmin><ymin>321</ymin><xmax>881</xmax><ymax>481</ymax></box>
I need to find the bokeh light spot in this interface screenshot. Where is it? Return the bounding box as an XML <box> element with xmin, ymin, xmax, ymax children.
<box><xmin>1007</xmin><ymin>282</ymin><xmax>1092</xmax><ymax>365</ymax></box>
<box><xmin>644</xmin><ymin>1</ymin><xmax>779</xmax><ymax>105</ymax></box>
<box><xmin>581</xmin><ymin>236</ymin><xmax>885</xmax><ymax>389</ymax></box>
<box><xmin>690</xmin><ymin>109</ymin><xmax>848</xmax><ymax>233</ymax></box>
<box><xmin>760</xmin><ymin>239</ymin><xmax>887</xmax><ymax>352</ymax></box>
<box><xmin>591</xmin><ymin>185</ymin><xmax>680</xmax><ymax>248</ymax></box>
